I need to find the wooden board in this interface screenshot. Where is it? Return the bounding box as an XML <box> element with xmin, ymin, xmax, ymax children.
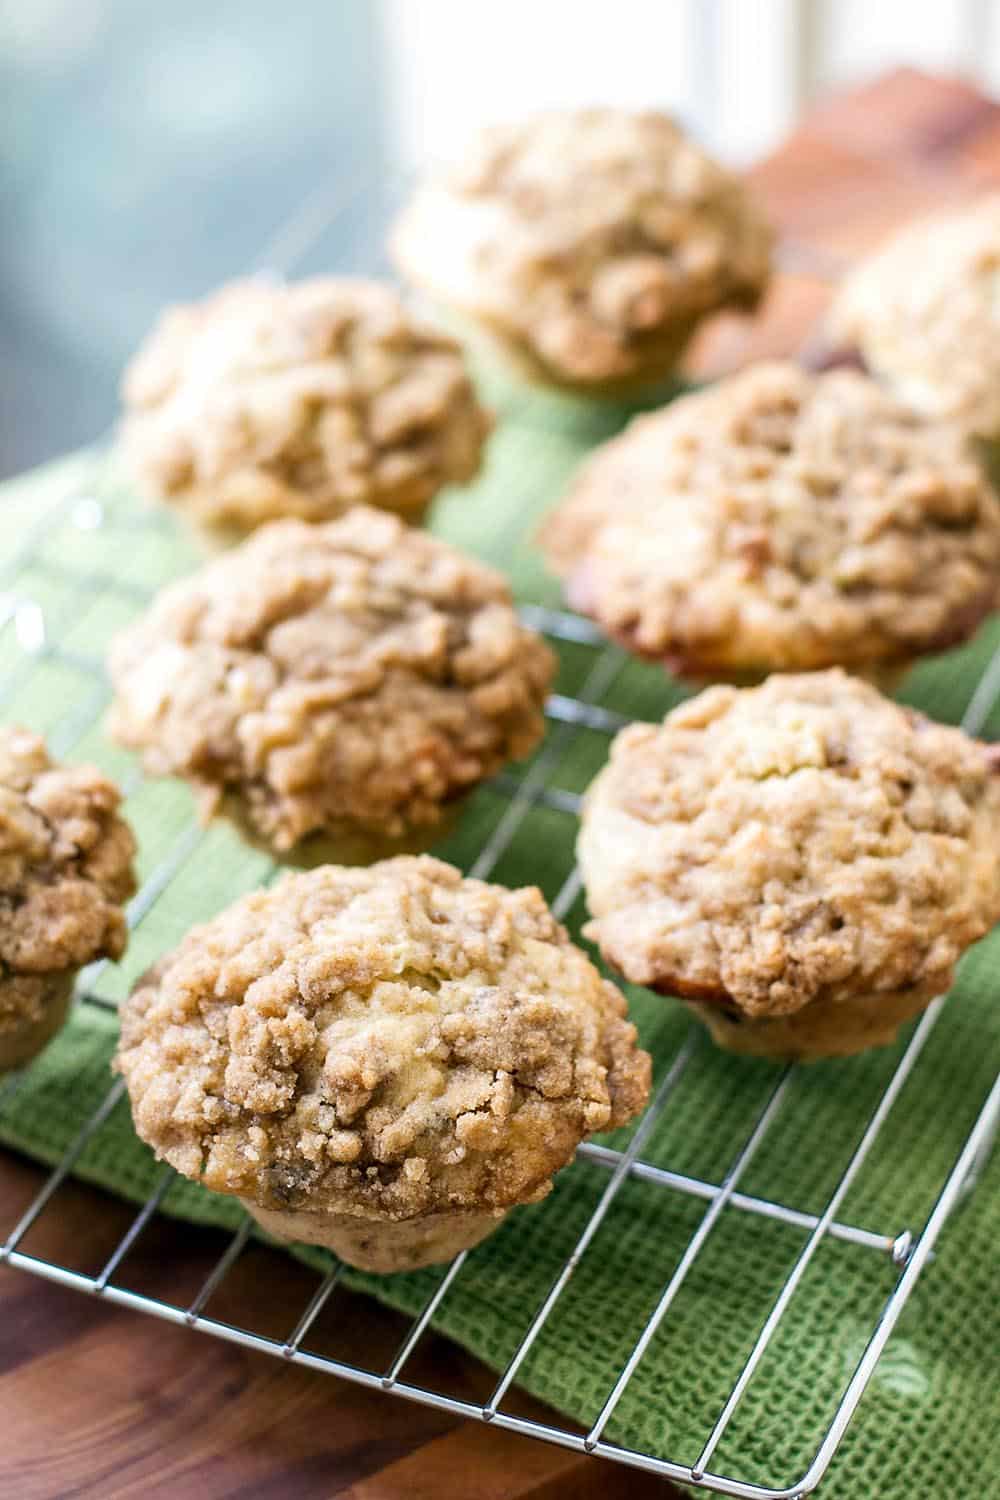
<box><xmin>4</xmin><ymin>67</ymin><xmax>1000</xmax><ymax>1500</ymax></box>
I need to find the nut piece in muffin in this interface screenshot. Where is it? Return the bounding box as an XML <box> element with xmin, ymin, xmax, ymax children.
<box><xmin>0</xmin><ymin>727</ymin><xmax>136</xmax><ymax>1071</ymax></box>
<box><xmin>107</xmin><ymin>507</ymin><xmax>555</xmax><ymax>854</ymax></box>
<box><xmin>391</xmin><ymin>109</ymin><xmax>772</xmax><ymax>396</ymax></box>
<box><xmin>826</xmin><ymin>196</ymin><xmax>1000</xmax><ymax>444</ymax></box>
<box><xmin>578</xmin><ymin>671</ymin><xmax>1000</xmax><ymax>1060</ymax></box>
<box><xmin>115</xmin><ymin>856</ymin><xmax>651</xmax><ymax>1271</ymax></box>
<box><xmin>120</xmin><ymin>276</ymin><xmax>492</xmax><ymax>532</ymax></box>
<box><xmin>540</xmin><ymin>361</ymin><xmax>1000</xmax><ymax>684</ymax></box>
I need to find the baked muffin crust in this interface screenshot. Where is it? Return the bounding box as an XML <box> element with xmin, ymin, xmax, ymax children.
<box><xmin>107</xmin><ymin>508</ymin><xmax>555</xmax><ymax>850</ymax></box>
<box><xmin>121</xmin><ymin>276</ymin><xmax>491</xmax><ymax>528</ymax></box>
<box><xmin>578</xmin><ymin>672</ymin><xmax>1000</xmax><ymax>1056</ymax></box>
<box><xmin>392</xmin><ymin>109</ymin><xmax>772</xmax><ymax>392</ymax></box>
<box><xmin>541</xmin><ymin>361</ymin><xmax>1000</xmax><ymax>678</ymax></box>
<box><xmin>0</xmin><ymin>727</ymin><xmax>136</xmax><ymax>1064</ymax></box>
<box><xmin>115</xmin><ymin>857</ymin><xmax>650</xmax><ymax>1224</ymax></box>
<box><xmin>827</xmin><ymin>196</ymin><xmax>1000</xmax><ymax>439</ymax></box>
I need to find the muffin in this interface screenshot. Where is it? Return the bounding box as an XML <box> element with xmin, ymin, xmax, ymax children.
<box><xmin>120</xmin><ymin>276</ymin><xmax>491</xmax><ymax>532</ymax></box>
<box><xmin>391</xmin><ymin>108</ymin><xmax>772</xmax><ymax>397</ymax></box>
<box><xmin>826</xmin><ymin>196</ymin><xmax>1000</xmax><ymax>446</ymax></box>
<box><xmin>114</xmin><ymin>856</ymin><xmax>651</xmax><ymax>1271</ymax></box>
<box><xmin>0</xmin><ymin>727</ymin><xmax>136</xmax><ymax>1071</ymax></box>
<box><xmin>578</xmin><ymin>671</ymin><xmax>1000</xmax><ymax>1061</ymax></box>
<box><xmin>106</xmin><ymin>507</ymin><xmax>555</xmax><ymax>855</ymax></box>
<box><xmin>540</xmin><ymin>361</ymin><xmax>1000</xmax><ymax>685</ymax></box>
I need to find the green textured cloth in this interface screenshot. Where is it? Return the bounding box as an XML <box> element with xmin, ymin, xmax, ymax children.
<box><xmin>1</xmin><ymin>373</ymin><xmax>999</xmax><ymax>1499</ymax></box>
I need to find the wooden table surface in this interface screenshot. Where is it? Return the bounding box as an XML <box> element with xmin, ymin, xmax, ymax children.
<box><xmin>5</xmin><ymin>68</ymin><xmax>1000</xmax><ymax>1500</ymax></box>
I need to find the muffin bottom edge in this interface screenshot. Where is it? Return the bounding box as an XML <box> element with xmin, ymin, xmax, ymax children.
<box><xmin>241</xmin><ymin>1198</ymin><xmax>510</xmax><ymax>1273</ymax></box>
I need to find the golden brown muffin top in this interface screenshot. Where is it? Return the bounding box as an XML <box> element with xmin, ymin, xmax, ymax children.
<box><xmin>121</xmin><ymin>276</ymin><xmax>491</xmax><ymax>528</ymax></box>
<box><xmin>392</xmin><ymin>109</ymin><xmax>772</xmax><ymax>388</ymax></box>
<box><xmin>541</xmin><ymin>361</ymin><xmax>1000</xmax><ymax>676</ymax></box>
<box><xmin>827</xmin><ymin>196</ymin><xmax>1000</xmax><ymax>438</ymax></box>
<box><xmin>115</xmin><ymin>856</ymin><xmax>650</xmax><ymax>1220</ymax></box>
<box><xmin>0</xmin><ymin>727</ymin><xmax>136</xmax><ymax>1030</ymax></box>
<box><xmin>107</xmin><ymin>508</ymin><xmax>555</xmax><ymax>849</ymax></box>
<box><xmin>579</xmin><ymin>671</ymin><xmax>1000</xmax><ymax>1020</ymax></box>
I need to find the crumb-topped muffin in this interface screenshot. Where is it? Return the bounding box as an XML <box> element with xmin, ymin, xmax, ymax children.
<box><xmin>578</xmin><ymin>672</ymin><xmax>1000</xmax><ymax>1060</ymax></box>
<box><xmin>107</xmin><ymin>507</ymin><xmax>555</xmax><ymax>853</ymax></box>
<box><xmin>391</xmin><ymin>109</ymin><xmax>772</xmax><ymax>395</ymax></box>
<box><xmin>115</xmin><ymin>856</ymin><xmax>651</xmax><ymax>1270</ymax></box>
<box><xmin>827</xmin><ymin>196</ymin><xmax>1000</xmax><ymax>442</ymax></box>
<box><xmin>120</xmin><ymin>276</ymin><xmax>491</xmax><ymax>530</ymax></box>
<box><xmin>0</xmin><ymin>727</ymin><xmax>136</xmax><ymax>1071</ymax></box>
<box><xmin>541</xmin><ymin>361</ymin><xmax>1000</xmax><ymax>683</ymax></box>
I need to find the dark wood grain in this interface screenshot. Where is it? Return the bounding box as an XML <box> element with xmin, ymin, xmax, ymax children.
<box><xmin>4</xmin><ymin>67</ymin><xmax>1000</xmax><ymax>1500</ymax></box>
<box><xmin>1</xmin><ymin>1153</ymin><xmax>656</xmax><ymax>1500</ymax></box>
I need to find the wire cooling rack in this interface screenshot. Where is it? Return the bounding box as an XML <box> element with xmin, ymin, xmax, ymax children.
<box><xmin>2</xmin><ymin>176</ymin><xmax>1000</xmax><ymax>1500</ymax></box>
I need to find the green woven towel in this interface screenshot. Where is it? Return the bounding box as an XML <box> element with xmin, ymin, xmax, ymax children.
<box><xmin>2</xmin><ymin>372</ymin><xmax>999</xmax><ymax>1498</ymax></box>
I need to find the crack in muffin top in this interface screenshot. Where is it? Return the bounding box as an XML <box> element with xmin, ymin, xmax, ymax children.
<box><xmin>115</xmin><ymin>856</ymin><xmax>650</xmax><ymax>1219</ymax></box>
<box><xmin>392</xmin><ymin>109</ymin><xmax>772</xmax><ymax>388</ymax></box>
<box><xmin>107</xmin><ymin>508</ymin><xmax>555</xmax><ymax>848</ymax></box>
<box><xmin>827</xmin><ymin>196</ymin><xmax>1000</xmax><ymax>439</ymax></box>
<box><xmin>0</xmin><ymin>726</ymin><xmax>136</xmax><ymax>1029</ymax></box>
<box><xmin>540</xmin><ymin>361</ymin><xmax>1000</xmax><ymax>675</ymax></box>
<box><xmin>578</xmin><ymin>671</ymin><xmax>1000</xmax><ymax>1019</ymax></box>
<box><xmin>120</xmin><ymin>276</ymin><xmax>492</xmax><ymax>528</ymax></box>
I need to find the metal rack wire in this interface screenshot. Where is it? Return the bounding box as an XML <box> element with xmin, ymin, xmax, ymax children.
<box><xmin>1</xmin><ymin>179</ymin><xmax>999</xmax><ymax>1500</ymax></box>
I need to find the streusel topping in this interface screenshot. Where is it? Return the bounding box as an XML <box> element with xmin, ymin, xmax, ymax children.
<box><xmin>392</xmin><ymin>109</ymin><xmax>771</xmax><ymax>388</ymax></box>
<box><xmin>579</xmin><ymin>672</ymin><xmax>1000</xmax><ymax>1018</ymax></box>
<box><xmin>107</xmin><ymin>508</ymin><xmax>555</xmax><ymax>848</ymax></box>
<box><xmin>0</xmin><ymin>727</ymin><xmax>136</xmax><ymax>1030</ymax></box>
<box><xmin>121</xmin><ymin>276</ymin><xmax>491</xmax><ymax>527</ymax></box>
<box><xmin>827</xmin><ymin>196</ymin><xmax>1000</xmax><ymax>438</ymax></box>
<box><xmin>541</xmin><ymin>362</ymin><xmax>1000</xmax><ymax>674</ymax></box>
<box><xmin>116</xmin><ymin>857</ymin><xmax>650</xmax><ymax>1218</ymax></box>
